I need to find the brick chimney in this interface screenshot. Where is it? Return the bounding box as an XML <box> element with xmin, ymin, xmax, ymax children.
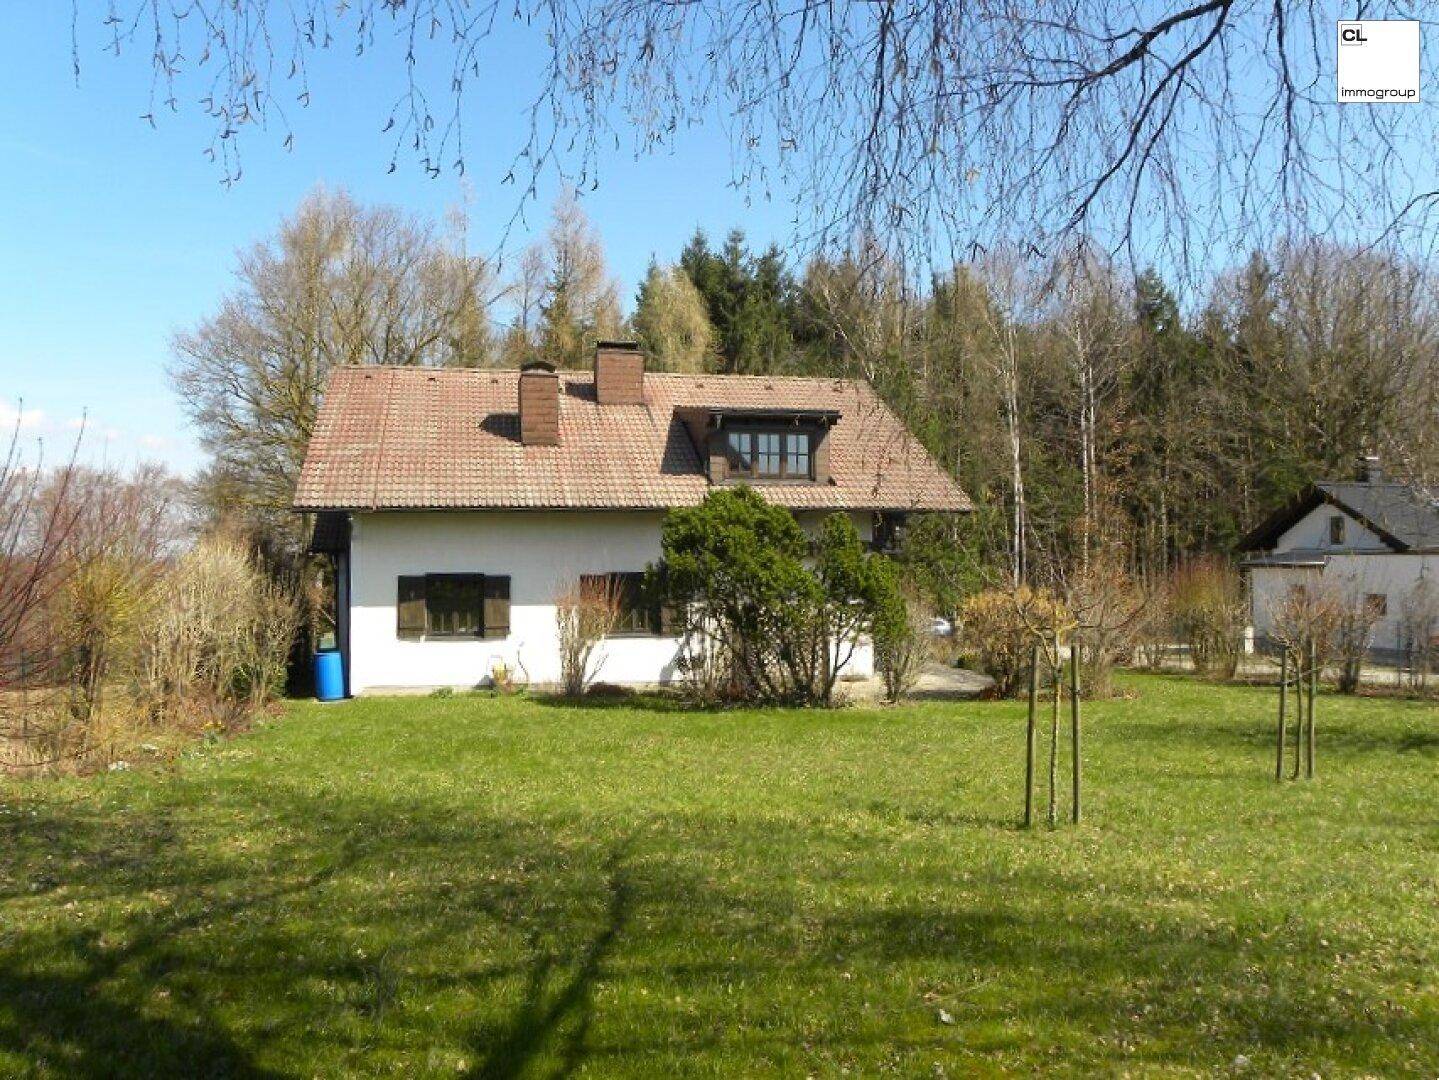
<box><xmin>594</xmin><ymin>341</ymin><xmax>645</xmax><ymax>405</ymax></box>
<box><xmin>518</xmin><ymin>360</ymin><xmax>559</xmax><ymax>446</ymax></box>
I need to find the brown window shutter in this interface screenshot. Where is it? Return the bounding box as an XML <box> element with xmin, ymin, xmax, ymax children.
<box><xmin>397</xmin><ymin>576</ymin><xmax>426</xmax><ymax>639</ymax></box>
<box><xmin>483</xmin><ymin>575</ymin><xmax>511</xmax><ymax>638</ymax></box>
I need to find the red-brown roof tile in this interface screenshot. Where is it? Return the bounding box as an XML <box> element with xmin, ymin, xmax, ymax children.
<box><xmin>294</xmin><ymin>367</ymin><xmax>971</xmax><ymax>513</ymax></box>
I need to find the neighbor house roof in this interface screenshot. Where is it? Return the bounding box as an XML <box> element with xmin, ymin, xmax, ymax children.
<box><xmin>1239</xmin><ymin>479</ymin><xmax>1439</xmax><ymax>554</ymax></box>
<box><xmin>294</xmin><ymin>366</ymin><xmax>972</xmax><ymax>513</ymax></box>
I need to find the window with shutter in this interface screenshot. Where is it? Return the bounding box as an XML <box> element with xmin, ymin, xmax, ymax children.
<box><xmin>484</xmin><ymin>575</ymin><xmax>511</xmax><ymax>638</ymax></box>
<box><xmin>613</xmin><ymin>572</ymin><xmax>655</xmax><ymax>636</ymax></box>
<box><xmin>424</xmin><ymin>573</ymin><xmax>485</xmax><ymax>638</ymax></box>
<box><xmin>398</xmin><ymin>573</ymin><xmax>504</xmax><ymax>640</ymax></box>
<box><xmin>580</xmin><ymin>572</ymin><xmax>663</xmax><ymax>636</ymax></box>
<box><xmin>397</xmin><ymin>576</ymin><xmax>427</xmax><ymax>640</ymax></box>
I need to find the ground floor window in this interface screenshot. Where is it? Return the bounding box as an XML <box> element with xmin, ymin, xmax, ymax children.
<box><xmin>397</xmin><ymin>574</ymin><xmax>510</xmax><ymax>640</ymax></box>
<box><xmin>580</xmin><ymin>572</ymin><xmax>666</xmax><ymax>636</ymax></box>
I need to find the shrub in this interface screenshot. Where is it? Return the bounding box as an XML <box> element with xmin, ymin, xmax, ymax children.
<box><xmin>554</xmin><ymin>577</ymin><xmax>622</xmax><ymax>697</ymax></box>
<box><xmin>135</xmin><ymin>534</ymin><xmax>298</xmax><ymax>725</ymax></box>
<box><xmin>654</xmin><ymin>487</ymin><xmax>892</xmax><ymax>706</ymax></box>
<box><xmin>1067</xmin><ymin>558</ymin><xmax>1146</xmax><ymax>699</ymax></box>
<box><xmin>1398</xmin><ymin>580</ymin><xmax>1439</xmax><ymax>693</ymax></box>
<box><xmin>1265</xmin><ymin>581</ymin><xmax>1339</xmax><ymax>675</ymax></box>
<box><xmin>958</xmin><ymin>587</ymin><xmax>1064</xmax><ymax>698</ymax></box>
<box><xmin>1329</xmin><ymin>582</ymin><xmax>1387</xmax><ymax>694</ymax></box>
<box><xmin>1132</xmin><ymin>577</ymin><xmax>1173</xmax><ymax>670</ymax></box>
<box><xmin>54</xmin><ymin>554</ymin><xmax>157</xmax><ymax>722</ymax></box>
<box><xmin>873</xmin><ymin>574</ymin><xmax>933</xmax><ymax>704</ymax></box>
<box><xmin>1169</xmin><ymin>558</ymin><xmax>1246</xmax><ymax>679</ymax></box>
<box><xmin>6</xmin><ymin>530</ymin><xmax>296</xmax><ymax>775</ymax></box>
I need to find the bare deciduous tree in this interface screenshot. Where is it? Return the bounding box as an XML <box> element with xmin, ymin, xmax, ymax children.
<box><xmin>0</xmin><ymin>418</ymin><xmax>83</xmax><ymax>714</ymax></box>
<box><xmin>78</xmin><ymin>3</ymin><xmax>1439</xmax><ymax>272</ymax></box>
<box><xmin>535</xmin><ymin>190</ymin><xmax>623</xmax><ymax>367</ymax></box>
<box><xmin>171</xmin><ymin>187</ymin><xmax>502</xmax><ymax>552</ymax></box>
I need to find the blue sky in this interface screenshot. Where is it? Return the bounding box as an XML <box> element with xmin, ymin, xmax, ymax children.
<box><xmin>0</xmin><ymin>7</ymin><xmax>797</xmax><ymax>475</ymax></box>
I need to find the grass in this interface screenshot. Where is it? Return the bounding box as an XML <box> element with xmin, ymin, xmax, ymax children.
<box><xmin>0</xmin><ymin>674</ymin><xmax>1436</xmax><ymax>1077</ymax></box>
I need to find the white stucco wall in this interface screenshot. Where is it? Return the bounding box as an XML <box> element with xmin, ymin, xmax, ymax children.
<box><xmin>347</xmin><ymin>509</ymin><xmax>874</xmax><ymax>694</ymax></box>
<box><xmin>1249</xmin><ymin>552</ymin><xmax>1437</xmax><ymax>652</ymax></box>
<box><xmin>1274</xmin><ymin>504</ymin><xmax>1388</xmax><ymax>552</ymax></box>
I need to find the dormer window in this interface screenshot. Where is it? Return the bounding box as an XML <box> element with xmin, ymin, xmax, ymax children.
<box><xmin>727</xmin><ymin>428</ymin><xmax>813</xmax><ymax>480</ymax></box>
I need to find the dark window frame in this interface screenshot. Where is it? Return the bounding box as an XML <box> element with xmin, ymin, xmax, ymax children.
<box><xmin>424</xmin><ymin>572</ymin><xmax>485</xmax><ymax>639</ymax></box>
<box><xmin>1328</xmin><ymin>515</ymin><xmax>1346</xmax><ymax>545</ymax></box>
<box><xmin>396</xmin><ymin>573</ymin><xmax>511</xmax><ymax>641</ymax></box>
<box><xmin>581</xmin><ymin>571</ymin><xmax>663</xmax><ymax>637</ymax></box>
<box><xmin>724</xmin><ymin>425</ymin><xmax>815</xmax><ymax>481</ymax></box>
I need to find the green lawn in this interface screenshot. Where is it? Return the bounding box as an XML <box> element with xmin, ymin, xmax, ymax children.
<box><xmin>1</xmin><ymin>675</ymin><xmax>1436</xmax><ymax>1077</ymax></box>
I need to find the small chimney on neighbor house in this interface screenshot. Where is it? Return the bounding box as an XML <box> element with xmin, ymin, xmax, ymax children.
<box><xmin>593</xmin><ymin>341</ymin><xmax>645</xmax><ymax>405</ymax></box>
<box><xmin>518</xmin><ymin>360</ymin><xmax>559</xmax><ymax>446</ymax></box>
<box><xmin>1357</xmin><ymin>453</ymin><xmax>1383</xmax><ymax>483</ymax></box>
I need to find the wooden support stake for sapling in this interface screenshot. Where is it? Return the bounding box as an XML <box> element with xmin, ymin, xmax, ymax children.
<box><xmin>1292</xmin><ymin>643</ymin><xmax>1304</xmax><ymax>780</ymax></box>
<box><xmin>1070</xmin><ymin>641</ymin><xmax>1081</xmax><ymax>824</ymax></box>
<box><xmin>1276</xmin><ymin>648</ymin><xmax>1288</xmax><ymax>781</ymax></box>
<box><xmin>1306</xmin><ymin>635</ymin><xmax>1318</xmax><ymax>779</ymax></box>
<box><xmin>1025</xmin><ymin>641</ymin><xmax>1039</xmax><ymax>828</ymax></box>
<box><xmin>1048</xmin><ymin>631</ymin><xmax>1060</xmax><ymax>828</ymax></box>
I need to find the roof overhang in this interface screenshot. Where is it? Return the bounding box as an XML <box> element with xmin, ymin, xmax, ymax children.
<box><xmin>704</xmin><ymin>406</ymin><xmax>842</xmax><ymax>426</ymax></box>
<box><xmin>307</xmin><ymin>510</ymin><xmax>351</xmax><ymax>554</ymax></box>
<box><xmin>1239</xmin><ymin>553</ymin><xmax>1328</xmax><ymax>570</ymax></box>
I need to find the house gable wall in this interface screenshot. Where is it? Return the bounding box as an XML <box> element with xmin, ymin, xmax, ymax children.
<box><xmin>1274</xmin><ymin>503</ymin><xmax>1389</xmax><ymax>553</ymax></box>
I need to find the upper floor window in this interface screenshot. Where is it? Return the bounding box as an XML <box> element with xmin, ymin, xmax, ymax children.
<box><xmin>727</xmin><ymin>428</ymin><xmax>813</xmax><ymax>480</ymax></box>
<box><xmin>1328</xmin><ymin>515</ymin><xmax>1346</xmax><ymax>545</ymax></box>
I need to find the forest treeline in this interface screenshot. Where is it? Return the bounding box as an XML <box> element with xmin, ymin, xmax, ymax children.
<box><xmin>176</xmin><ymin>186</ymin><xmax>1439</xmax><ymax>588</ymax></box>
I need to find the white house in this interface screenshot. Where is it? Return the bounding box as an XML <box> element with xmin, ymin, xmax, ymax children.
<box><xmin>295</xmin><ymin>343</ymin><xmax>971</xmax><ymax>694</ymax></box>
<box><xmin>1239</xmin><ymin>457</ymin><xmax>1439</xmax><ymax>658</ymax></box>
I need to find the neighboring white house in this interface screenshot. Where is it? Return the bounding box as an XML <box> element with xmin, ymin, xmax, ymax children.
<box><xmin>1239</xmin><ymin>458</ymin><xmax>1439</xmax><ymax>658</ymax></box>
<box><xmin>295</xmin><ymin>343</ymin><xmax>971</xmax><ymax>694</ymax></box>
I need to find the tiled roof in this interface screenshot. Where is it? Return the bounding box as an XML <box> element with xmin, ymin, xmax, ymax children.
<box><xmin>294</xmin><ymin>366</ymin><xmax>972</xmax><ymax>513</ymax></box>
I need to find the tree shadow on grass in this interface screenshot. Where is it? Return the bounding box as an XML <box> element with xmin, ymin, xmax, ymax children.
<box><xmin>1</xmin><ymin>775</ymin><xmax>1435</xmax><ymax>1076</ymax></box>
<box><xmin>528</xmin><ymin>693</ymin><xmax>699</xmax><ymax>715</ymax></box>
<box><xmin>0</xmin><ymin>811</ymin><xmax>364</xmax><ymax>1078</ymax></box>
<box><xmin>1104</xmin><ymin>705</ymin><xmax>1439</xmax><ymax>758</ymax></box>
<box><xmin>465</xmin><ymin>846</ymin><xmax>631</xmax><ymax>1079</ymax></box>
<box><xmin>0</xmin><ymin>792</ymin><xmax>641</xmax><ymax>1077</ymax></box>
<box><xmin>0</xmin><ymin>966</ymin><xmax>285</xmax><ymax>1079</ymax></box>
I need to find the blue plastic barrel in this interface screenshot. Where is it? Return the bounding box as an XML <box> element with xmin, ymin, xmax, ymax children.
<box><xmin>314</xmin><ymin>649</ymin><xmax>346</xmax><ymax>701</ymax></box>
